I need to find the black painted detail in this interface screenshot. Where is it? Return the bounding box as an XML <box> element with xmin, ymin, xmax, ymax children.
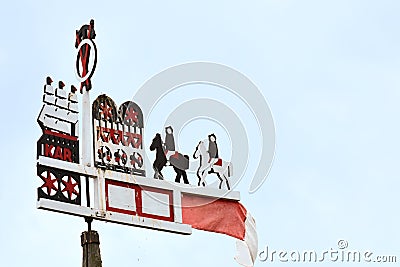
<box><xmin>37</xmin><ymin>165</ymin><xmax>81</xmax><ymax>205</ymax></box>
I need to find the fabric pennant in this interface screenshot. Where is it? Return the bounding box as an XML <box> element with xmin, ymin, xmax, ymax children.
<box><xmin>182</xmin><ymin>194</ymin><xmax>258</xmax><ymax>266</ymax></box>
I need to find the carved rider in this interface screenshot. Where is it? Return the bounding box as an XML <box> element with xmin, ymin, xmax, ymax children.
<box><xmin>164</xmin><ymin>126</ymin><xmax>178</xmax><ymax>162</ymax></box>
<box><xmin>208</xmin><ymin>133</ymin><xmax>219</xmax><ymax>164</ymax></box>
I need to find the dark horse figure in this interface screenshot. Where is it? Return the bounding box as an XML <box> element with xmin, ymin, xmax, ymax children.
<box><xmin>150</xmin><ymin>133</ymin><xmax>189</xmax><ymax>184</ymax></box>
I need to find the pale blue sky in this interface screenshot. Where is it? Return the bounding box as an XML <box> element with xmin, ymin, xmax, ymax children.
<box><xmin>1</xmin><ymin>1</ymin><xmax>400</xmax><ymax>266</ymax></box>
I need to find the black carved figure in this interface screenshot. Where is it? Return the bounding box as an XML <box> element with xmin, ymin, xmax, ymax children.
<box><xmin>207</xmin><ymin>133</ymin><xmax>219</xmax><ymax>174</ymax></box>
<box><xmin>208</xmin><ymin>133</ymin><xmax>219</xmax><ymax>159</ymax></box>
<box><xmin>164</xmin><ymin>126</ymin><xmax>175</xmax><ymax>151</ymax></box>
<box><xmin>150</xmin><ymin>133</ymin><xmax>189</xmax><ymax>184</ymax></box>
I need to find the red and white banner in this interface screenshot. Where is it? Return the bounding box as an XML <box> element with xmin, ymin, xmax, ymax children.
<box><xmin>182</xmin><ymin>195</ymin><xmax>258</xmax><ymax>267</ymax></box>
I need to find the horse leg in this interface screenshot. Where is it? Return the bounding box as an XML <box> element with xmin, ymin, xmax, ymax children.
<box><xmin>182</xmin><ymin>170</ymin><xmax>189</xmax><ymax>184</ymax></box>
<box><xmin>196</xmin><ymin>169</ymin><xmax>202</xmax><ymax>186</ymax></box>
<box><xmin>224</xmin><ymin>174</ymin><xmax>230</xmax><ymax>190</ymax></box>
<box><xmin>221</xmin><ymin>165</ymin><xmax>231</xmax><ymax>190</ymax></box>
<box><xmin>153</xmin><ymin>165</ymin><xmax>159</xmax><ymax>179</ymax></box>
<box><xmin>197</xmin><ymin>170</ymin><xmax>206</xmax><ymax>187</ymax></box>
<box><xmin>157</xmin><ymin>163</ymin><xmax>165</xmax><ymax>179</ymax></box>
<box><xmin>216</xmin><ymin>173</ymin><xmax>223</xmax><ymax>189</ymax></box>
<box><xmin>174</xmin><ymin>167</ymin><xmax>181</xmax><ymax>183</ymax></box>
<box><xmin>158</xmin><ymin>165</ymin><xmax>164</xmax><ymax>180</ymax></box>
<box><xmin>201</xmin><ymin>170</ymin><xmax>207</xmax><ymax>187</ymax></box>
<box><xmin>153</xmin><ymin>160</ymin><xmax>162</xmax><ymax>178</ymax></box>
<box><xmin>197</xmin><ymin>168</ymin><xmax>206</xmax><ymax>186</ymax></box>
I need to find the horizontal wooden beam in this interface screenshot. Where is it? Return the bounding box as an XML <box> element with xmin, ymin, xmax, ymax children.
<box><xmin>37</xmin><ymin>199</ymin><xmax>192</xmax><ymax>235</ymax></box>
<box><xmin>101</xmin><ymin>171</ymin><xmax>241</xmax><ymax>201</ymax></box>
<box><xmin>38</xmin><ymin>156</ymin><xmax>241</xmax><ymax>201</ymax></box>
<box><xmin>38</xmin><ymin>156</ymin><xmax>98</xmax><ymax>177</ymax></box>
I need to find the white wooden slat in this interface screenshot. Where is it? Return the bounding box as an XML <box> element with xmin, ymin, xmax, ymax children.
<box><xmin>43</xmin><ymin>94</ymin><xmax>56</xmax><ymax>105</ymax></box>
<box><xmin>68</xmin><ymin>92</ymin><xmax>78</xmax><ymax>103</ymax></box>
<box><xmin>41</xmin><ymin>105</ymin><xmax>78</xmax><ymax>123</ymax></box>
<box><xmin>141</xmin><ymin>190</ymin><xmax>171</xmax><ymax>218</ymax></box>
<box><xmin>55</xmin><ymin>98</ymin><xmax>68</xmax><ymax>109</ymax></box>
<box><xmin>69</xmin><ymin>102</ymin><xmax>79</xmax><ymax>113</ymax></box>
<box><xmin>173</xmin><ymin>190</ymin><xmax>183</xmax><ymax>223</ymax></box>
<box><xmin>38</xmin><ymin>154</ymin><xmax>240</xmax><ymax>201</ymax></box>
<box><xmin>102</xmin><ymin>171</ymin><xmax>241</xmax><ymax>201</ymax></box>
<box><xmin>55</xmin><ymin>88</ymin><xmax>67</xmax><ymax>99</ymax></box>
<box><xmin>108</xmin><ymin>184</ymin><xmax>136</xmax><ymax>212</ymax></box>
<box><xmin>37</xmin><ymin>199</ymin><xmax>192</xmax><ymax>235</ymax></box>
<box><xmin>42</xmin><ymin>115</ymin><xmax>71</xmax><ymax>133</ymax></box>
<box><xmin>37</xmin><ymin>105</ymin><xmax>45</xmax><ymax>126</ymax></box>
<box><xmin>44</xmin><ymin>85</ymin><xmax>54</xmax><ymax>95</ymax></box>
<box><xmin>38</xmin><ymin>156</ymin><xmax>98</xmax><ymax>177</ymax></box>
<box><xmin>74</xmin><ymin>122</ymin><xmax>79</xmax><ymax>137</ymax></box>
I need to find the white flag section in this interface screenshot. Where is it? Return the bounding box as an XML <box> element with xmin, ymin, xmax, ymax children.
<box><xmin>235</xmin><ymin>212</ymin><xmax>258</xmax><ymax>267</ymax></box>
<box><xmin>182</xmin><ymin>195</ymin><xmax>258</xmax><ymax>266</ymax></box>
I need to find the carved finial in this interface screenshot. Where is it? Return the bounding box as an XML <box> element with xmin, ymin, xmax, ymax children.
<box><xmin>46</xmin><ymin>76</ymin><xmax>53</xmax><ymax>85</ymax></box>
<box><xmin>58</xmin><ymin>81</ymin><xmax>65</xmax><ymax>89</ymax></box>
<box><xmin>71</xmin><ymin>85</ymin><xmax>77</xmax><ymax>94</ymax></box>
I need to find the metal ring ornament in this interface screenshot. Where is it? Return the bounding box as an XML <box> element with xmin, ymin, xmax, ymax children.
<box><xmin>75</xmin><ymin>39</ymin><xmax>97</xmax><ymax>83</ymax></box>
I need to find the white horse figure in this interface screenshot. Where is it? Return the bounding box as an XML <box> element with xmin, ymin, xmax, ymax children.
<box><xmin>193</xmin><ymin>140</ymin><xmax>233</xmax><ymax>190</ymax></box>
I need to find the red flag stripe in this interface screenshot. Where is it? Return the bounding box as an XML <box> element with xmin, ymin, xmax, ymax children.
<box><xmin>181</xmin><ymin>194</ymin><xmax>247</xmax><ymax>240</ymax></box>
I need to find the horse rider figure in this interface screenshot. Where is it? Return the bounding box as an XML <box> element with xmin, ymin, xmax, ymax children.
<box><xmin>164</xmin><ymin>126</ymin><xmax>179</xmax><ymax>164</ymax></box>
<box><xmin>208</xmin><ymin>133</ymin><xmax>219</xmax><ymax>173</ymax></box>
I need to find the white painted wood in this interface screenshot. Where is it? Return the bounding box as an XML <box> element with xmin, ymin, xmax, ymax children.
<box><xmin>37</xmin><ymin>105</ymin><xmax>45</xmax><ymax>126</ymax></box>
<box><xmin>38</xmin><ymin>155</ymin><xmax>240</xmax><ymax>201</ymax></box>
<box><xmin>44</xmin><ymin>85</ymin><xmax>54</xmax><ymax>95</ymax></box>
<box><xmin>68</xmin><ymin>102</ymin><xmax>79</xmax><ymax>113</ymax></box>
<box><xmin>37</xmin><ymin>199</ymin><xmax>192</xmax><ymax>235</ymax></box>
<box><xmin>93</xmin><ymin>176</ymin><xmax>100</xmax><ymax>211</ymax></box>
<box><xmin>102</xmin><ymin>172</ymin><xmax>241</xmax><ymax>201</ymax></box>
<box><xmin>37</xmin><ymin>198</ymin><xmax>92</xmax><ymax>216</ymax></box>
<box><xmin>68</xmin><ymin>92</ymin><xmax>78</xmax><ymax>103</ymax></box>
<box><xmin>74</xmin><ymin>122</ymin><xmax>79</xmax><ymax>137</ymax></box>
<box><xmin>43</xmin><ymin>94</ymin><xmax>56</xmax><ymax>105</ymax></box>
<box><xmin>55</xmin><ymin>88</ymin><xmax>67</xmax><ymax>99</ymax></box>
<box><xmin>41</xmin><ymin>105</ymin><xmax>78</xmax><ymax>123</ymax></box>
<box><xmin>55</xmin><ymin>98</ymin><xmax>68</xmax><ymax>109</ymax></box>
<box><xmin>97</xmin><ymin>170</ymin><xmax>106</xmax><ymax>211</ymax></box>
<box><xmin>179</xmin><ymin>185</ymin><xmax>240</xmax><ymax>201</ymax></box>
<box><xmin>173</xmin><ymin>190</ymin><xmax>182</xmax><ymax>223</ymax></box>
<box><xmin>38</xmin><ymin>156</ymin><xmax>97</xmax><ymax>177</ymax></box>
<box><xmin>103</xmin><ymin>208</ymin><xmax>191</xmax><ymax>235</ymax></box>
<box><xmin>42</xmin><ymin>116</ymin><xmax>71</xmax><ymax>134</ymax></box>
<box><xmin>82</xmin><ymin>89</ymin><xmax>91</xmax><ymax>167</ymax></box>
<box><xmin>141</xmin><ymin>190</ymin><xmax>171</xmax><ymax>218</ymax></box>
<box><xmin>108</xmin><ymin>184</ymin><xmax>136</xmax><ymax>212</ymax></box>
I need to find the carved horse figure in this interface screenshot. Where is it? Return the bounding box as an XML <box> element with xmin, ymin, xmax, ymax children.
<box><xmin>150</xmin><ymin>133</ymin><xmax>189</xmax><ymax>184</ymax></box>
<box><xmin>193</xmin><ymin>140</ymin><xmax>232</xmax><ymax>190</ymax></box>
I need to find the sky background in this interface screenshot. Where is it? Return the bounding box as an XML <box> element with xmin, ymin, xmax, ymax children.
<box><xmin>1</xmin><ymin>0</ymin><xmax>400</xmax><ymax>266</ymax></box>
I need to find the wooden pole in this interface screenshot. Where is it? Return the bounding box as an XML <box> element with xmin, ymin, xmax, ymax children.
<box><xmin>81</xmin><ymin>230</ymin><xmax>102</xmax><ymax>267</ymax></box>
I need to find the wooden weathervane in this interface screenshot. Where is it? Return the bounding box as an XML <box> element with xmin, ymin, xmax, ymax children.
<box><xmin>36</xmin><ymin>20</ymin><xmax>258</xmax><ymax>267</ymax></box>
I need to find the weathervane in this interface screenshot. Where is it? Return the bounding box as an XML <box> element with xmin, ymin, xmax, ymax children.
<box><xmin>35</xmin><ymin>19</ymin><xmax>257</xmax><ymax>267</ymax></box>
